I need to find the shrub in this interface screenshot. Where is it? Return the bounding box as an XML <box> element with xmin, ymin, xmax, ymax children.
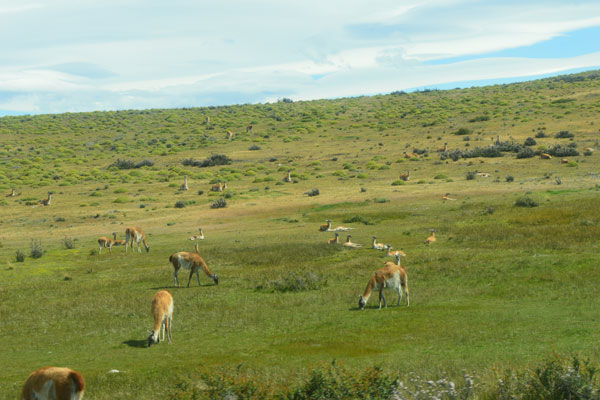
<box><xmin>197</xmin><ymin>190</ymin><xmax>204</xmax><ymax>195</ymax></box>
<box><xmin>343</xmin><ymin>215</ymin><xmax>374</xmax><ymax>225</ymax></box>
<box><xmin>210</xmin><ymin>198</ymin><xmax>227</xmax><ymax>209</ymax></box>
<box><xmin>374</xmin><ymin>198</ymin><xmax>387</xmax><ymax>203</ymax></box>
<box><xmin>506</xmin><ymin>175</ymin><xmax>514</xmax><ymax>182</ymax></box>
<box><xmin>584</xmin><ymin>149</ymin><xmax>593</xmax><ymax>156</ymax></box>
<box><xmin>434</xmin><ymin>173</ymin><xmax>448</xmax><ymax>179</ymax></box>
<box><xmin>174</xmin><ymin>200</ymin><xmax>186</xmax><ymax>208</ymax></box>
<box><xmin>391</xmin><ymin>180</ymin><xmax>406</xmax><ymax>186</ymax></box>
<box><xmin>248</xmin><ymin>145</ymin><xmax>261</xmax><ymax>150</ymax></box>
<box><xmin>524</xmin><ymin>137</ymin><xmax>537</xmax><ymax>146</ymax></box>
<box><xmin>535</xmin><ymin>131</ymin><xmax>548</xmax><ymax>138</ymax></box>
<box><xmin>183</xmin><ymin>154</ymin><xmax>232</xmax><ymax>168</ymax></box>
<box><xmin>547</xmin><ymin>145</ymin><xmax>579</xmax><ymax>157</ymax></box>
<box><xmin>30</xmin><ymin>239</ymin><xmax>43</xmax><ymax>259</ymax></box>
<box><xmin>517</xmin><ymin>147</ymin><xmax>537</xmax><ymax>159</ymax></box>
<box><xmin>469</xmin><ymin>115</ymin><xmax>490</xmax><ymax>122</ymax></box>
<box><xmin>452</xmin><ymin>127</ymin><xmax>472</xmax><ymax>135</ymax></box>
<box><xmin>555</xmin><ymin>130</ymin><xmax>574</xmax><ymax>139</ymax></box>
<box><xmin>256</xmin><ymin>271</ymin><xmax>327</xmax><ymax>292</ymax></box>
<box><xmin>15</xmin><ymin>250</ymin><xmax>25</xmax><ymax>262</ymax></box>
<box><xmin>305</xmin><ymin>188</ymin><xmax>320</xmax><ymax>197</ymax></box>
<box><xmin>515</xmin><ymin>196</ymin><xmax>539</xmax><ymax>207</ymax></box>
<box><xmin>109</xmin><ymin>159</ymin><xmax>154</xmax><ymax>169</ymax></box>
<box><xmin>62</xmin><ymin>237</ymin><xmax>75</xmax><ymax>249</ymax></box>
<box><xmin>466</xmin><ymin>171</ymin><xmax>476</xmax><ymax>180</ymax></box>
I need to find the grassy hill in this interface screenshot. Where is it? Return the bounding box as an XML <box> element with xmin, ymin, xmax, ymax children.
<box><xmin>1</xmin><ymin>70</ymin><xmax>600</xmax><ymax>398</ymax></box>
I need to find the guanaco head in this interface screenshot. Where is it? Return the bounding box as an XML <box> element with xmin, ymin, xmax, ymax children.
<box><xmin>346</xmin><ymin>235</ymin><xmax>352</xmax><ymax>242</ymax></box>
<box><xmin>147</xmin><ymin>330</ymin><xmax>159</xmax><ymax>347</ymax></box>
<box><xmin>212</xmin><ymin>273</ymin><xmax>219</xmax><ymax>285</ymax></box>
<box><xmin>358</xmin><ymin>295</ymin><xmax>366</xmax><ymax>310</ymax></box>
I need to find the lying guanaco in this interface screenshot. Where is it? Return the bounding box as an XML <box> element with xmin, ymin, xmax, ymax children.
<box><xmin>328</xmin><ymin>232</ymin><xmax>339</xmax><ymax>244</ymax></box>
<box><xmin>343</xmin><ymin>235</ymin><xmax>362</xmax><ymax>248</ymax></box>
<box><xmin>424</xmin><ymin>229</ymin><xmax>436</xmax><ymax>245</ymax></box>
<box><xmin>189</xmin><ymin>227</ymin><xmax>204</xmax><ymax>241</ymax></box>
<box><xmin>371</xmin><ymin>236</ymin><xmax>385</xmax><ymax>250</ymax></box>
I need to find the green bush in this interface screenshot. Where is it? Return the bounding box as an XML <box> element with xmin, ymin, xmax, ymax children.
<box><xmin>211</xmin><ymin>198</ymin><xmax>227</xmax><ymax>209</ymax></box>
<box><xmin>515</xmin><ymin>196</ymin><xmax>539</xmax><ymax>207</ymax></box>
<box><xmin>30</xmin><ymin>239</ymin><xmax>43</xmax><ymax>259</ymax></box>
<box><xmin>15</xmin><ymin>250</ymin><xmax>25</xmax><ymax>262</ymax></box>
<box><xmin>555</xmin><ymin>130</ymin><xmax>575</xmax><ymax>139</ymax></box>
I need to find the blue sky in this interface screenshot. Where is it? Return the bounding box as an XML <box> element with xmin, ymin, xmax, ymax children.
<box><xmin>1</xmin><ymin>0</ymin><xmax>599</xmax><ymax>116</ymax></box>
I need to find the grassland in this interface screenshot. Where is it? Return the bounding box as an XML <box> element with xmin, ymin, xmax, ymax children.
<box><xmin>1</xmin><ymin>70</ymin><xmax>600</xmax><ymax>398</ymax></box>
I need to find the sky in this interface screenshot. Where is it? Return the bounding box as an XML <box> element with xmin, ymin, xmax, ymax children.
<box><xmin>1</xmin><ymin>0</ymin><xmax>600</xmax><ymax>116</ymax></box>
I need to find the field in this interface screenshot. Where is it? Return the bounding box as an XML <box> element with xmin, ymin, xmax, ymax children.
<box><xmin>1</xmin><ymin>70</ymin><xmax>600</xmax><ymax>398</ymax></box>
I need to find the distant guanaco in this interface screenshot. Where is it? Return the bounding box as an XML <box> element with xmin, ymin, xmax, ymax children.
<box><xmin>328</xmin><ymin>232</ymin><xmax>339</xmax><ymax>244</ymax></box>
<box><xmin>40</xmin><ymin>192</ymin><xmax>52</xmax><ymax>206</ymax></box>
<box><xmin>358</xmin><ymin>260</ymin><xmax>409</xmax><ymax>309</ymax></box>
<box><xmin>112</xmin><ymin>232</ymin><xmax>127</xmax><ymax>247</ymax></box>
<box><xmin>424</xmin><ymin>229</ymin><xmax>436</xmax><ymax>245</ymax></box>
<box><xmin>398</xmin><ymin>170</ymin><xmax>410</xmax><ymax>181</ymax></box>
<box><xmin>125</xmin><ymin>227</ymin><xmax>150</xmax><ymax>253</ymax></box>
<box><xmin>540</xmin><ymin>153</ymin><xmax>552</xmax><ymax>159</ymax></box>
<box><xmin>283</xmin><ymin>170</ymin><xmax>292</xmax><ymax>182</ymax></box>
<box><xmin>189</xmin><ymin>227</ymin><xmax>205</xmax><ymax>241</ymax></box>
<box><xmin>442</xmin><ymin>193</ymin><xmax>456</xmax><ymax>201</ymax></box>
<box><xmin>98</xmin><ymin>235</ymin><xmax>114</xmax><ymax>255</ymax></box>
<box><xmin>343</xmin><ymin>235</ymin><xmax>362</xmax><ymax>248</ymax></box>
<box><xmin>319</xmin><ymin>220</ymin><xmax>332</xmax><ymax>232</ymax></box>
<box><xmin>371</xmin><ymin>236</ymin><xmax>385</xmax><ymax>250</ymax></box>
<box><xmin>179</xmin><ymin>175</ymin><xmax>189</xmax><ymax>191</ymax></box>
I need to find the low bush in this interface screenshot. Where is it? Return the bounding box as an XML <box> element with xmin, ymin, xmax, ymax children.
<box><xmin>183</xmin><ymin>154</ymin><xmax>232</xmax><ymax>168</ymax></box>
<box><xmin>174</xmin><ymin>200</ymin><xmax>186</xmax><ymax>208</ymax></box>
<box><xmin>517</xmin><ymin>147</ymin><xmax>537</xmax><ymax>159</ymax></box>
<box><xmin>466</xmin><ymin>171</ymin><xmax>476</xmax><ymax>180</ymax></box>
<box><xmin>524</xmin><ymin>137</ymin><xmax>537</xmax><ymax>146</ymax></box>
<box><xmin>210</xmin><ymin>198</ymin><xmax>227</xmax><ymax>209</ymax></box>
<box><xmin>547</xmin><ymin>144</ymin><xmax>579</xmax><ymax>157</ymax></box>
<box><xmin>343</xmin><ymin>215</ymin><xmax>374</xmax><ymax>225</ymax></box>
<box><xmin>515</xmin><ymin>196</ymin><xmax>539</xmax><ymax>207</ymax></box>
<box><xmin>452</xmin><ymin>127</ymin><xmax>472</xmax><ymax>135</ymax></box>
<box><xmin>305</xmin><ymin>188</ymin><xmax>320</xmax><ymax>197</ymax></box>
<box><xmin>109</xmin><ymin>159</ymin><xmax>154</xmax><ymax>169</ymax></box>
<box><xmin>62</xmin><ymin>237</ymin><xmax>75</xmax><ymax>249</ymax></box>
<box><xmin>30</xmin><ymin>239</ymin><xmax>43</xmax><ymax>259</ymax></box>
<box><xmin>506</xmin><ymin>175</ymin><xmax>515</xmax><ymax>182</ymax></box>
<box><xmin>555</xmin><ymin>130</ymin><xmax>575</xmax><ymax>139</ymax></box>
<box><xmin>15</xmin><ymin>250</ymin><xmax>25</xmax><ymax>262</ymax></box>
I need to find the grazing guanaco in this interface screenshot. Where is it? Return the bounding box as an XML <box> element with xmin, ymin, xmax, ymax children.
<box><xmin>343</xmin><ymin>235</ymin><xmax>362</xmax><ymax>248</ymax></box>
<box><xmin>246</xmin><ymin>125</ymin><xmax>253</xmax><ymax>133</ymax></box>
<box><xmin>211</xmin><ymin>181</ymin><xmax>227</xmax><ymax>192</ymax></box>
<box><xmin>358</xmin><ymin>260</ymin><xmax>409</xmax><ymax>309</ymax></box>
<box><xmin>442</xmin><ymin>193</ymin><xmax>457</xmax><ymax>201</ymax></box>
<box><xmin>371</xmin><ymin>236</ymin><xmax>385</xmax><ymax>250</ymax></box>
<box><xmin>189</xmin><ymin>227</ymin><xmax>204</xmax><ymax>241</ymax></box>
<box><xmin>179</xmin><ymin>175</ymin><xmax>189</xmax><ymax>191</ymax></box>
<box><xmin>399</xmin><ymin>169</ymin><xmax>410</xmax><ymax>181</ymax></box>
<box><xmin>328</xmin><ymin>232</ymin><xmax>339</xmax><ymax>244</ymax></box>
<box><xmin>98</xmin><ymin>235</ymin><xmax>114</xmax><ymax>255</ymax></box>
<box><xmin>125</xmin><ymin>227</ymin><xmax>150</xmax><ymax>253</ymax></box>
<box><xmin>40</xmin><ymin>192</ymin><xmax>52</xmax><ymax>206</ymax></box>
<box><xmin>148</xmin><ymin>290</ymin><xmax>173</xmax><ymax>347</ymax></box>
<box><xmin>424</xmin><ymin>229</ymin><xmax>436</xmax><ymax>245</ymax></box>
<box><xmin>283</xmin><ymin>170</ymin><xmax>292</xmax><ymax>182</ymax></box>
<box><xmin>540</xmin><ymin>153</ymin><xmax>552</xmax><ymax>159</ymax></box>
<box><xmin>226</xmin><ymin>130</ymin><xmax>234</xmax><ymax>140</ymax></box>
<box><xmin>22</xmin><ymin>366</ymin><xmax>85</xmax><ymax>400</ymax></box>
<box><xmin>112</xmin><ymin>232</ymin><xmax>127</xmax><ymax>247</ymax></box>
<box><xmin>319</xmin><ymin>219</ymin><xmax>332</xmax><ymax>232</ymax></box>
<box><xmin>170</xmin><ymin>243</ymin><xmax>218</xmax><ymax>287</ymax></box>
<box><xmin>437</xmin><ymin>143</ymin><xmax>448</xmax><ymax>153</ymax></box>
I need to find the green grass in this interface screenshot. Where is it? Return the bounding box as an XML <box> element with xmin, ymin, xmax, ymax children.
<box><xmin>2</xmin><ymin>70</ymin><xmax>600</xmax><ymax>398</ymax></box>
